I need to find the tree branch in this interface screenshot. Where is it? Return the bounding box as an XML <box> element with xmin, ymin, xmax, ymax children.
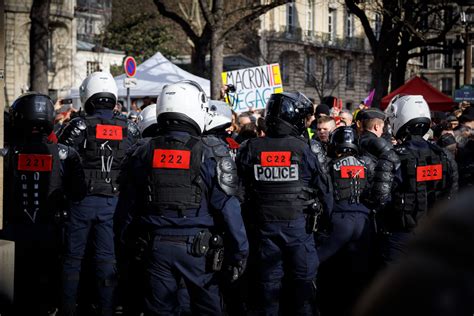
<box><xmin>153</xmin><ymin>0</ymin><xmax>200</xmax><ymax>43</ymax></box>
<box><xmin>198</xmin><ymin>0</ymin><xmax>216</xmax><ymax>27</ymax></box>
<box><xmin>221</xmin><ymin>0</ymin><xmax>290</xmax><ymax>40</ymax></box>
<box><xmin>345</xmin><ymin>0</ymin><xmax>377</xmax><ymax>53</ymax></box>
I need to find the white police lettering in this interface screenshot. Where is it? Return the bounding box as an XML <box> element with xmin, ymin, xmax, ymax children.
<box><xmin>333</xmin><ymin>156</ymin><xmax>363</xmax><ymax>171</ymax></box>
<box><xmin>253</xmin><ymin>164</ymin><xmax>299</xmax><ymax>181</ymax></box>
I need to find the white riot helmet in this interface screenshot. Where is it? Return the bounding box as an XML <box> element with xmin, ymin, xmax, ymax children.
<box><xmin>204</xmin><ymin>100</ymin><xmax>232</xmax><ymax>132</ymax></box>
<box><xmin>79</xmin><ymin>71</ymin><xmax>118</xmax><ymax>114</ymax></box>
<box><xmin>385</xmin><ymin>94</ymin><xmax>431</xmax><ymax>139</ymax></box>
<box><xmin>137</xmin><ymin>103</ymin><xmax>157</xmax><ymax>136</ymax></box>
<box><xmin>156</xmin><ymin>80</ymin><xmax>208</xmax><ymax>134</ymax></box>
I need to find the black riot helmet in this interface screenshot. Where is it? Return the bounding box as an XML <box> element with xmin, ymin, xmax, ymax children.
<box><xmin>328</xmin><ymin>126</ymin><xmax>359</xmax><ymax>157</ymax></box>
<box><xmin>265</xmin><ymin>92</ymin><xmax>313</xmax><ymax>136</ymax></box>
<box><xmin>10</xmin><ymin>92</ymin><xmax>55</xmax><ymax>135</ymax></box>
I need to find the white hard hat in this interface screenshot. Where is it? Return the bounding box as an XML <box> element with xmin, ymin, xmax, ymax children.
<box><xmin>79</xmin><ymin>71</ymin><xmax>118</xmax><ymax>114</ymax></box>
<box><xmin>205</xmin><ymin>100</ymin><xmax>232</xmax><ymax>132</ymax></box>
<box><xmin>137</xmin><ymin>103</ymin><xmax>157</xmax><ymax>135</ymax></box>
<box><xmin>385</xmin><ymin>94</ymin><xmax>431</xmax><ymax>139</ymax></box>
<box><xmin>156</xmin><ymin>80</ymin><xmax>208</xmax><ymax>134</ymax></box>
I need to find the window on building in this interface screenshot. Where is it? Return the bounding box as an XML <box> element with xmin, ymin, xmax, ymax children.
<box><xmin>444</xmin><ymin>39</ymin><xmax>453</xmax><ymax>68</ymax></box>
<box><xmin>374</xmin><ymin>13</ymin><xmax>382</xmax><ymax>40</ymax></box>
<box><xmin>280</xmin><ymin>54</ymin><xmax>290</xmax><ymax>84</ymax></box>
<box><xmin>49</xmin><ymin>89</ymin><xmax>58</xmax><ymax>102</ymax></box>
<box><xmin>420</xmin><ymin>48</ymin><xmax>428</xmax><ymax>69</ymax></box>
<box><xmin>346</xmin><ymin>11</ymin><xmax>354</xmax><ymax>38</ymax></box>
<box><xmin>328</xmin><ymin>8</ymin><xmax>336</xmax><ymax>41</ymax></box>
<box><xmin>85</xmin><ymin>18</ymin><xmax>93</xmax><ymax>34</ymax></box>
<box><xmin>472</xmin><ymin>45</ymin><xmax>474</xmax><ymax>67</ymax></box>
<box><xmin>48</xmin><ymin>33</ymin><xmax>55</xmax><ymax>71</ymax></box>
<box><xmin>87</xmin><ymin>61</ymin><xmax>101</xmax><ymax>75</ymax></box>
<box><xmin>305</xmin><ymin>54</ymin><xmax>316</xmax><ymax>84</ymax></box>
<box><xmin>444</xmin><ymin>6</ymin><xmax>454</xmax><ymax>26</ymax></box>
<box><xmin>325</xmin><ymin>57</ymin><xmax>334</xmax><ymax>84</ymax></box>
<box><xmin>435</xmin><ymin>53</ymin><xmax>444</xmax><ymax>70</ymax></box>
<box><xmin>306</xmin><ymin>0</ymin><xmax>314</xmax><ymax>36</ymax></box>
<box><xmin>346</xmin><ymin>59</ymin><xmax>354</xmax><ymax>88</ymax></box>
<box><xmin>441</xmin><ymin>77</ymin><xmax>453</xmax><ymax>96</ymax></box>
<box><xmin>287</xmin><ymin>1</ymin><xmax>295</xmax><ymax>33</ymax></box>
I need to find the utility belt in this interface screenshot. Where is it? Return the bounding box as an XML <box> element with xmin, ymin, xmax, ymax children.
<box><xmin>146</xmin><ymin>230</ymin><xmax>225</xmax><ymax>272</ymax></box>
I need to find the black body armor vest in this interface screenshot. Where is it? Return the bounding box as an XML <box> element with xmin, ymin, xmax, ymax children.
<box><xmin>389</xmin><ymin>139</ymin><xmax>449</xmax><ymax>230</ymax></box>
<box><xmin>247</xmin><ymin>136</ymin><xmax>316</xmax><ymax>221</ymax></box>
<box><xmin>7</xmin><ymin>142</ymin><xmax>63</xmax><ymax>224</ymax></box>
<box><xmin>81</xmin><ymin>116</ymin><xmax>127</xmax><ymax>196</ymax></box>
<box><xmin>145</xmin><ymin>135</ymin><xmax>203</xmax><ymax>216</ymax></box>
<box><xmin>330</xmin><ymin>155</ymin><xmax>368</xmax><ymax>204</ymax></box>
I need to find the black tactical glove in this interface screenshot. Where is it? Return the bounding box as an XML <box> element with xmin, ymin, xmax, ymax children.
<box><xmin>227</xmin><ymin>259</ymin><xmax>247</xmax><ymax>282</ymax></box>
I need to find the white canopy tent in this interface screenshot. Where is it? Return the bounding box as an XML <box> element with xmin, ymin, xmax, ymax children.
<box><xmin>115</xmin><ymin>52</ymin><xmax>210</xmax><ymax>97</ymax></box>
<box><xmin>68</xmin><ymin>52</ymin><xmax>210</xmax><ymax>101</ymax></box>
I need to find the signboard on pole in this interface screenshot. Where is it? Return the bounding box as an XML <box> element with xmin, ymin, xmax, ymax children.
<box><xmin>124</xmin><ymin>56</ymin><xmax>137</xmax><ymax>77</ymax></box>
<box><xmin>123</xmin><ymin>77</ymin><xmax>138</xmax><ymax>88</ymax></box>
<box><xmin>222</xmin><ymin>63</ymin><xmax>283</xmax><ymax>113</ymax></box>
<box><xmin>454</xmin><ymin>85</ymin><xmax>474</xmax><ymax>102</ymax></box>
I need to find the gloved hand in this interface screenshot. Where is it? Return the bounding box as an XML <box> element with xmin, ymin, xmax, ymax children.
<box><xmin>227</xmin><ymin>259</ymin><xmax>247</xmax><ymax>282</ymax></box>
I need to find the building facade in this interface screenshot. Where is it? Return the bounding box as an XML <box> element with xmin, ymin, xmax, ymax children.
<box><xmin>3</xmin><ymin>0</ymin><xmax>122</xmax><ymax>106</ymax></box>
<box><xmin>259</xmin><ymin>0</ymin><xmax>374</xmax><ymax>109</ymax></box>
<box><xmin>74</xmin><ymin>41</ymin><xmax>124</xmax><ymax>88</ymax></box>
<box><xmin>75</xmin><ymin>0</ymin><xmax>112</xmax><ymax>43</ymax></box>
<box><xmin>4</xmin><ymin>0</ymin><xmax>76</xmax><ymax>105</ymax></box>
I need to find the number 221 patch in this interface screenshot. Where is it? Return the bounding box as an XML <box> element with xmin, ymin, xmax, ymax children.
<box><xmin>153</xmin><ymin>149</ymin><xmax>191</xmax><ymax>169</ymax></box>
<box><xmin>17</xmin><ymin>154</ymin><xmax>53</xmax><ymax>172</ymax></box>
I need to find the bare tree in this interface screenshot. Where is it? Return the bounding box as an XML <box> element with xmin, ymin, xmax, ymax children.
<box><xmin>305</xmin><ymin>56</ymin><xmax>348</xmax><ymax>103</ymax></box>
<box><xmin>345</xmin><ymin>0</ymin><xmax>459</xmax><ymax>107</ymax></box>
<box><xmin>154</xmin><ymin>0</ymin><xmax>290</xmax><ymax>99</ymax></box>
<box><xmin>30</xmin><ymin>0</ymin><xmax>51</xmax><ymax>94</ymax></box>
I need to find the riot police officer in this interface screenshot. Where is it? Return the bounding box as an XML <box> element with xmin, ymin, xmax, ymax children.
<box><xmin>317</xmin><ymin>126</ymin><xmax>375</xmax><ymax>316</ymax></box>
<box><xmin>204</xmin><ymin>100</ymin><xmax>239</xmax><ymax>158</ymax></box>
<box><xmin>456</xmin><ymin>107</ymin><xmax>474</xmax><ymax>188</ymax></box>
<box><xmin>358</xmin><ymin>109</ymin><xmax>399</xmax><ymax>210</ymax></box>
<box><xmin>1</xmin><ymin>93</ymin><xmax>86</xmax><ymax>315</ymax></box>
<box><xmin>137</xmin><ymin>103</ymin><xmax>158</xmax><ymax>138</ymax></box>
<box><xmin>118</xmin><ymin>80</ymin><xmax>249</xmax><ymax>314</ymax></box>
<box><xmin>237</xmin><ymin>92</ymin><xmax>333</xmax><ymax>315</ymax></box>
<box><xmin>381</xmin><ymin>95</ymin><xmax>458</xmax><ymax>263</ymax></box>
<box><xmin>114</xmin><ymin>103</ymin><xmax>158</xmax><ymax>316</ymax></box>
<box><xmin>58</xmin><ymin>71</ymin><xmax>140</xmax><ymax>316</ymax></box>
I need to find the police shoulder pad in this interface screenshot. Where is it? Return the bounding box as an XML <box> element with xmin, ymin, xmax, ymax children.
<box><xmin>57</xmin><ymin>143</ymin><xmax>70</xmax><ymax>160</ymax></box>
<box><xmin>127</xmin><ymin>120</ymin><xmax>140</xmax><ymax>138</ymax></box>
<box><xmin>217</xmin><ymin>156</ymin><xmax>238</xmax><ymax>196</ymax></box>
<box><xmin>202</xmin><ymin>135</ymin><xmax>230</xmax><ymax>159</ymax></box>
<box><xmin>369</xmin><ymin>137</ymin><xmax>392</xmax><ymax>157</ymax></box>
<box><xmin>70</xmin><ymin>117</ymin><xmax>87</xmax><ymax>130</ymax></box>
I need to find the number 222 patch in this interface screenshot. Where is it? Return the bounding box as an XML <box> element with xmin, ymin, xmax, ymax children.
<box><xmin>153</xmin><ymin>149</ymin><xmax>191</xmax><ymax>169</ymax></box>
<box><xmin>416</xmin><ymin>164</ymin><xmax>442</xmax><ymax>182</ymax></box>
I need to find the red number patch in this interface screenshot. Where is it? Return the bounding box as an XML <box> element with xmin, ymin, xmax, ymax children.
<box><xmin>261</xmin><ymin>151</ymin><xmax>291</xmax><ymax>167</ymax></box>
<box><xmin>17</xmin><ymin>154</ymin><xmax>53</xmax><ymax>172</ymax></box>
<box><xmin>153</xmin><ymin>149</ymin><xmax>191</xmax><ymax>169</ymax></box>
<box><xmin>96</xmin><ymin>124</ymin><xmax>123</xmax><ymax>140</ymax></box>
<box><xmin>341</xmin><ymin>166</ymin><xmax>365</xmax><ymax>179</ymax></box>
<box><xmin>416</xmin><ymin>164</ymin><xmax>442</xmax><ymax>182</ymax></box>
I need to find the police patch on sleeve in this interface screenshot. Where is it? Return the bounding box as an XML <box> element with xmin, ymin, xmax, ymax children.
<box><xmin>254</xmin><ymin>151</ymin><xmax>299</xmax><ymax>181</ymax></box>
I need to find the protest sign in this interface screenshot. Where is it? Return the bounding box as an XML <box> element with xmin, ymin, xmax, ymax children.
<box><xmin>222</xmin><ymin>63</ymin><xmax>283</xmax><ymax>112</ymax></box>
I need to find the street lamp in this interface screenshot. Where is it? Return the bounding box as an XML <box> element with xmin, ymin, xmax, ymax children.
<box><xmin>453</xmin><ymin>35</ymin><xmax>464</xmax><ymax>89</ymax></box>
